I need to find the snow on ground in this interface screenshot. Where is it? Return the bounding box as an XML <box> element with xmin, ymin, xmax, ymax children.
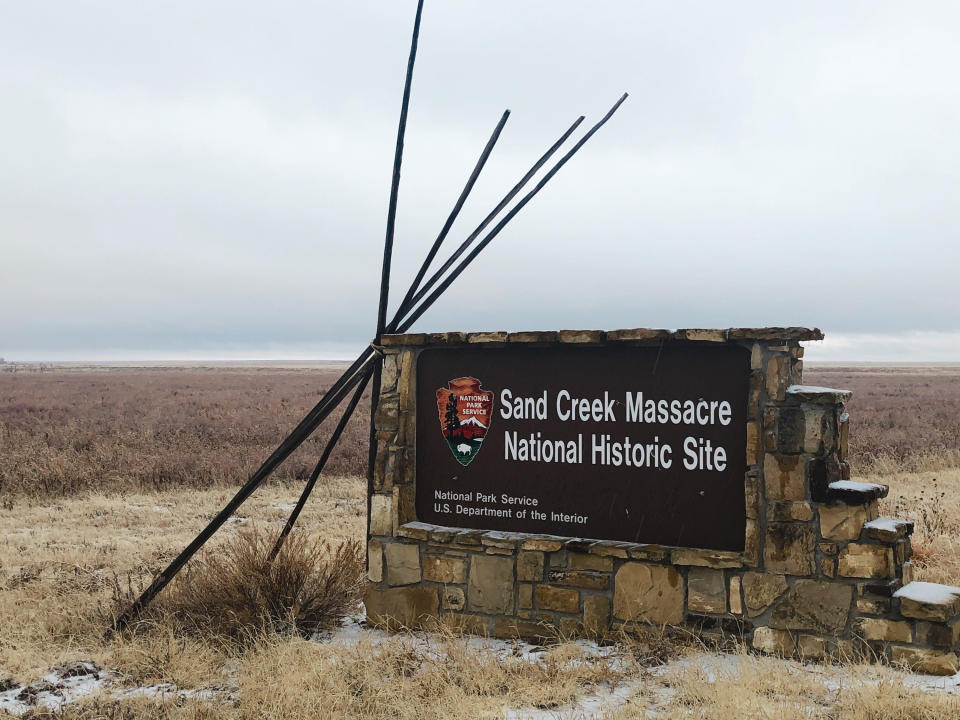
<box><xmin>4</xmin><ymin>613</ymin><xmax>960</xmax><ymax>718</ymax></box>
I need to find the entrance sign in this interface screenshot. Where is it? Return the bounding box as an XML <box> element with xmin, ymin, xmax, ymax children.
<box><xmin>416</xmin><ymin>343</ymin><xmax>749</xmax><ymax>551</ymax></box>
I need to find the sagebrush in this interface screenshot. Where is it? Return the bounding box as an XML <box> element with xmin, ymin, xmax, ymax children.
<box><xmin>154</xmin><ymin>527</ymin><xmax>365</xmax><ymax>641</ymax></box>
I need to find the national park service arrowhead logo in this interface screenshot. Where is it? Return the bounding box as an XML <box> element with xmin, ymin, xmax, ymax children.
<box><xmin>436</xmin><ymin>377</ymin><xmax>494</xmax><ymax>467</ymax></box>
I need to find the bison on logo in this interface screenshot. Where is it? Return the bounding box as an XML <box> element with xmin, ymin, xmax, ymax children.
<box><xmin>436</xmin><ymin>377</ymin><xmax>494</xmax><ymax>466</ymax></box>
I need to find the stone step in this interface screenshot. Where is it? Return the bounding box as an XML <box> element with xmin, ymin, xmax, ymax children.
<box><xmin>894</xmin><ymin>582</ymin><xmax>960</xmax><ymax>623</ymax></box>
<box><xmin>825</xmin><ymin>480</ymin><xmax>889</xmax><ymax>505</ymax></box>
<box><xmin>863</xmin><ymin>517</ymin><xmax>914</xmax><ymax>543</ymax></box>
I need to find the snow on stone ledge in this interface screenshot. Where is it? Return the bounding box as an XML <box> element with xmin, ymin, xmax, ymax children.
<box><xmin>894</xmin><ymin>582</ymin><xmax>960</xmax><ymax>605</ymax></box>
<box><xmin>786</xmin><ymin>385</ymin><xmax>853</xmax><ymax>403</ymax></box>
<box><xmin>828</xmin><ymin>480</ymin><xmax>886</xmax><ymax>493</ymax></box>
<box><xmin>864</xmin><ymin>518</ymin><xmax>906</xmax><ymax>533</ymax></box>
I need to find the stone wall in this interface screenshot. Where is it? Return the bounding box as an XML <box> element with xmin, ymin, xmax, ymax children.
<box><xmin>364</xmin><ymin>327</ymin><xmax>960</xmax><ymax>675</ymax></box>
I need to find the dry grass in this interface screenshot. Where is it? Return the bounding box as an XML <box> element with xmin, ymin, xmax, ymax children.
<box><xmin>0</xmin><ymin>481</ymin><xmax>365</xmax><ymax>682</ymax></box>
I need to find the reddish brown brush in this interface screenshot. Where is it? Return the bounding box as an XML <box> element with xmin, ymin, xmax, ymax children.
<box><xmin>804</xmin><ymin>365</ymin><xmax>960</xmax><ymax>472</ymax></box>
<box><xmin>0</xmin><ymin>365</ymin><xmax>370</xmax><ymax>497</ymax></box>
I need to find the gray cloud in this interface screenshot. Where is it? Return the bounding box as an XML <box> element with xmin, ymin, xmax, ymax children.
<box><xmin>2</xmin><ymin>1</ymin><xmax>958</xmax><ymax>360</ymax></box>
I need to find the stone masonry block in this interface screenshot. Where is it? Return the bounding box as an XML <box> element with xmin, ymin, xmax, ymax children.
<box><xmin>819</xmin><ymin>504</ymin><xmax>868</xmax><ymax>542</ymax></box>
<box><xmin>820</xmin><ymin>556</ymin><xmax>836</xmax><ymax>578</ymax></box>
<box><xmin>767</xmin><ymin>501</ymin><xmax>814</xmax><ymax>522</ymax></box>
<box><xmin>838</xmin><ymin>413</ymin><xmax>850</xmax><ymax>461</ymax></box>
<box><xmin>570</xmin><ymin>553</ymin><xmax>613</xmax><ymax>572</ymax></box>
<box><xmin>678</xmin><ymin>329</ymin><xmax>726</xmax><ymax>342</ymax></box>
<box><xmin>397</xmin><ymin>350</ymin><xmax>414</xmax><ymax>409</ymax></box>
<box><xmin>397</xmin><ymin>410</ymin><xmax>414</xmax><ymax>447</ymax></box>
<box><xmin>583</xmin><ymin>595</ymin><xmax>610</xmax><ymax>636</ymax></box>
<box><xmin>517</xmin><ymin>551</ymin><xmax>545</xmax><ymax>581</ymax></box>
<box><xmin>385</xmin><ymin>543</ymin><xmax>421</xmax><ymax>586</ymax></box>
<box><xmin>797</xmin><ymin>634</ymin><xmax>827</xmax><ymax>660</ymax></box>
<box><xmin>558</xmin><ymin>329</ymin><xmax>604</xmax><ymax>343</ymax></box>
<box><xmin>729</xmin><ymin>576</ymin><xmax>743</xmax><ymax>615</ymax></box>
<box><xmin>895</xmin><ymin>582</ymin><xmax>960</xmax><ymax>622</ymax></box>
<box><xmin>768</xmin><ymin>580</ymin><xmax>853</xmax><ymax>635</ymax></box>
<box><xmin>370</xmin><ymin>494</ymin><xmax>393</xmax><ymax>536</ymax></box>
<box><xmin>764</xmin><ymin>523</ymin><xmax>816</xmax><ymax>575</ymax></box>
<box><xmin>857</xmin><ymin>618</ymin><xmax>911</xmax><ymax>643</ymax></box>
<box><xmin>492</xmin><ymin>617</ymin><xmax>554</xmax><ymax>642</ymax></box>
<box><xmin>536</xmin><ymin>585</ymin><xmax>580</xmax><ymax>613</ymax></box>
<box><xmin>380</xmin><ymin>353</ymin><xmax>400</xmax><ymax>392</ymax></box>
<box><xmin>915</xmin><ymin>620</ymin><xmax>960</xmax><ymax>649</ymax></box>
<box><xmin>364</xmin><ymin>585</ymin><xmax>438</xmax><ymax>629</ymax></box>
<box><xmin>766</xmin><ymin>354</ymin><xmax>790</xmax><ymax>402</ymax></box>
<box><xmin>518</xmin><ymin>583</ymin><xmax>533</xmax><ymax>609</ymax></box>
<box><xmin>743</xmin><ymin>573</ymin><xmax>788</xmax><ymax>618</ymax></box>
<box><xmin>890</xmin><ymin>646</ymin><xmax>960</xmax><ymax>676</ymax></box>
<box><xmin>671</xmin><ymin>548</ymin><xmax>742</xmax><ymax>568</ymax></box>
<box><xmin>613</xmin><ymin>562</ymin><xmax>684</xmax><ymax>624</ymax></box>
<box><xmin>792</xmin><ymin>359</ymin><xmax>804</xmax><ymax>385</ymax></box>
<box><xmin>864</xmin><ymin>518</ymin><xmax>913</xmax><ymax>543</ymax></box>
<box><xmin>393</xmin><ymin>484</ymin><xmax>416</xmax><ymax>531</ymax></box>
<box><xmin>688</xmin><ymin>568</ymin><xmax>726</xmax><ymax>614</ymax></box>
<box><xmin>748</xmin><ymin>372</ymin><xmax>763</xmax><ymax>419</ymax></box>
<box><xmin>777</xmin><ymin>407</ymin><xmax>805</xmax><ymax>453</ymax></box>
<box><xmin>423</xmin><ymin>556</ymin><xmax>467</xmax><ymax>584</ymax></box>
<box><xmin>442</xmin><ymin>586</ymin><xmax>466</xmax><ymax>611</ymax></box>
<box><xmin>803</xmin><ymin>407</ymin><xmax>835</xmax><ymax>454</ymax></box>
<box><xmin>764</xmin><ymin>454</ymin><xmax>806</xmax><ymax>501</ymax></box>
<box><xmin>550</xmin><ymin>570</ymin><xmax>610</xmax><ymax>591</ymax></box>
<box><xmin>857</xmin><ymin>593</ymin><xmax>891</xmax><ymax>616</ymax></box>
<box><xmin>468</xmin><ymin>554</ymin><xmax>515</xmax><ymax>614</ymax></box>
<box><xmin>746</xmin><ymin>422</ymin><xmax>761</xmax><ymax>465</ymax></box>
<box><xmin>753</xmin><ymin>626</ymin><xmax>794</xmax><ymax>656</ymax></box>
<box><xmin>837</xmin><ymin>544</ymin><xmax>894</xmax><ymax>580</ymax></box>
<box><xmin>368</xmin><ymin>538</ymin><xmax>383</xmax><ymax>583</ymax></box>
<box><xmin>374</xmin><ymin>394</ymin><xmax>399</xmax><ymax>432</ymax></box>
<box><xmin>745</xmin><ymin>519</ymin><xmax>760</xmax><ymax>567</ymax></box>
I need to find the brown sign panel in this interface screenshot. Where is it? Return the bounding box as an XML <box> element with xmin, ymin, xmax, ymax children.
<box><xmin>415</xmin><ymin>343</ymin><xmax>749</xmax><ymax>551</ymax></box>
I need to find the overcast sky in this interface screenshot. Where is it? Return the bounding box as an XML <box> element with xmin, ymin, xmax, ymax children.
<box><xmin>2</xmin><ymin>2</ymin><xmax>958</xmax><ymax>361</ymax></box>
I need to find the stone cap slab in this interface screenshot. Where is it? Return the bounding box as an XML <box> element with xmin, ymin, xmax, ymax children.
<box><xmin>396</xmin><ymin>522</ymin><xmax>744</xmax><ymax>565</ymax></box>
<box><xmin>786</xmin><ymin>385</ymin><xmax>853</xmax><ymax>404</ymax></box>
<box><xmin>894</xmin><ymin>582</ymin><xmax>960</xmax><ymax>622</ymax></box>
<box><xmin>381</xmin><ymin>327</ymin><xmax>824</xmax><ymax>347</ymax></box>
<box><xmin>864</xmin><ymin>518</ymin><xmax>914</xmax><ymax>543</ymax></box>
<box><xmin>826</xmin><ymin>480</ymin><xmax>889</xmax><ymax>504</ymax></box>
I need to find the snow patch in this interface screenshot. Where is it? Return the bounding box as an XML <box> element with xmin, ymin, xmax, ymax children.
<box><xmin>894</xmin><ymin>581</ymin><xmax>960</xmax><ymax>606</ymax></box>
<box><xmin>828</xmin><ymin>480</ymin><xmax>886</xmax><ymax>492</ymax></box>
<box><xmin>787</xmin><ymin>385</ymin><xmax>850</xmax><ymax>395</ymax></box>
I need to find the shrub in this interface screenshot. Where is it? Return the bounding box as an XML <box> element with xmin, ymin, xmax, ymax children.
<box><xmin>158</xmin><ymin>527</ymin><xmax>364</xmax><ymax>642</ymax></box>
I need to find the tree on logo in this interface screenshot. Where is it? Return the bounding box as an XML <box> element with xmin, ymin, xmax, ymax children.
<box><xmin>444</xmin><ymin>393</ymin><xmax>461</xmax><ymax>441</ymax></box>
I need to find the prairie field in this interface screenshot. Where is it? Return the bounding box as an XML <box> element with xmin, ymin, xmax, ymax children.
<box><xmin>1</xmin><ymin>361</ymin><xmax>960</xmax><ymax>718</ymax></box>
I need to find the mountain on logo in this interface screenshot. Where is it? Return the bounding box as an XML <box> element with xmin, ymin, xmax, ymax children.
<box><xmin>436</xmin><ymin>377</ymin><xmax>494</xmax><ymax>467</ymax></box>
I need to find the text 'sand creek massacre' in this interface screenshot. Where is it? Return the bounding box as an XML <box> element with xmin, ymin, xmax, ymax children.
<box><xmin>415</xmin><ymin>344</ymin><xmax>749</xmax><ymax>551</ymax></box>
